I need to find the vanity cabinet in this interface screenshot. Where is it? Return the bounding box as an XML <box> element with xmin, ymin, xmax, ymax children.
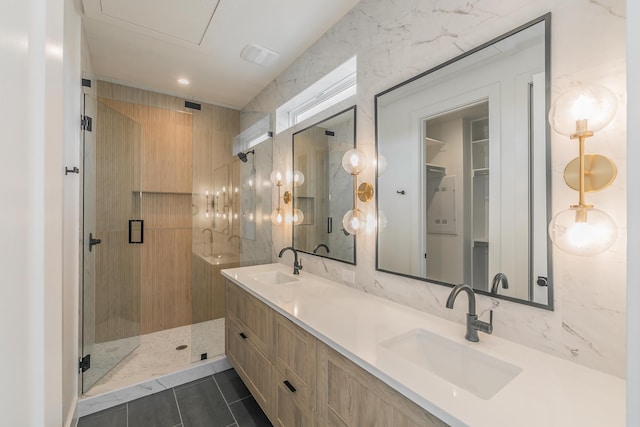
<box><xmin>316</xmin><ymin>341</ymin><xmax>449</xmax><ymax>427</ymax></box>
<box><xmin>273</xmin><ymin>315</ymin><xmax>317</xmax><ymax>426</ymax></box>
<box><xmin>225</xmin><ymin>284</ymin><xmax>274</xmax><ymax>416</ymax></box>
<box><xmin>226</xmin><ymin>282</ymin><xmax>273</xmax><ymax>357</ymax></box>
<box><xmin>225</xmin><ymin>280</ymin><xmax>448</xmax><ymax>427</ymax></box>
<box><xmin>226</xmin><ymin>281</ymin><xmax>316</xmax><ymax>426</ymax></box>
<box><xmin>226</xmin><ymin>315</ymin><xmax>273</xmax><ymax>413</ymax></box>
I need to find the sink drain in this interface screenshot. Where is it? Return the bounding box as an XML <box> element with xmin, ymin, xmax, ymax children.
<box><xmin>176</xmin><ymin>344</ymin><xmax>188</xmax><ymax>351</ymax></box>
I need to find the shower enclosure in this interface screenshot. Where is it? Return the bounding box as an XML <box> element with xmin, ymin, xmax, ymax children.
<box><xmin>81</xmin><ymin>81</ymin><xmax>272</xmax><ymax>394</ymax></box>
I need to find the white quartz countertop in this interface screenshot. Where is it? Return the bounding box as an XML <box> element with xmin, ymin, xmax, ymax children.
<box><xmin>221</xmin><ymin>263</ymin><xmax>625</xmax><ymax>427</ymax></box>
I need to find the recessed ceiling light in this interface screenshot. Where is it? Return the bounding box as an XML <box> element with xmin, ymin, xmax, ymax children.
<box><xmin>177</xmin><ymin>78</ymin><xmax>190</xmax><ymax>85</ymax></box>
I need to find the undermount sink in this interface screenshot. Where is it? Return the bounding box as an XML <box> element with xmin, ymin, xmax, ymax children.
<box><xmin>379</xmin><ymin>328</ymin><xmax>521</xmax><ymax>399</ymax></box>
<box><xmin>250</xmin><ymin>271</ymin><xmax>300</xmax><ymax>285</ymax></box>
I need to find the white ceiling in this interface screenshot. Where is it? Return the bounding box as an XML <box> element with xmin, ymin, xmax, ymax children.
<box><xmin>81</xmin><ymin>0</ymin><xmax>361</xmax><ymax>109</ymax></box>
<box><xmin>82</xmin><ymin>0</ymin><xmax>359</xmax><ymax>109</ymax></box>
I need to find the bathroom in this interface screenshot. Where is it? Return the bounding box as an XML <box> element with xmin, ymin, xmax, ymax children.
<box><xmin>0</xmin><ymin>0</ymin><xmax>637</xmax><ymax>426</ymax></box>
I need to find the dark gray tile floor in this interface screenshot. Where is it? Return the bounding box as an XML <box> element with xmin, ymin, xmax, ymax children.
<box><xmin>78</xmin><ymin>369</ymin><xmax>272</xmax><ymax>427</ymax></box>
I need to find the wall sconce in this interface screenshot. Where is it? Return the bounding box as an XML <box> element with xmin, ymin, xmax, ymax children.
<box><xmin>548</xmin><ymin>84</ymin><xmax>618</xmax><ymax>256</ymax></box>
<box><xmin>341</xmin><ymin>148</ymin><xmax>374</xmax><ymax>235</ymax></box>
<box><xmin>271</xmin><ymin>170</ymin><xmax>294</xmax><ymax>225</ymax></box>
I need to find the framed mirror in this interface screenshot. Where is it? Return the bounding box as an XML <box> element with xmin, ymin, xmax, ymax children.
<box><xmin>375</xmin><ymin>14</ymin><xmax>552</xmax><ymax>309</ymax></box>
<box><xmin>293</xmin><ymin>106</ymin><xmax>356</xmax><ymax>265</ymax></box>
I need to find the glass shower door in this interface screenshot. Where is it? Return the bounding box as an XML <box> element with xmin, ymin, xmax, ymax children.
<box><xmin>82</xmin><ymin>94</ymin><xmax>143</xmax><ymax>392</ymax></box>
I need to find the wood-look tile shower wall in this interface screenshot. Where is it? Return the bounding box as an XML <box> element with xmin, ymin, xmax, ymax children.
<box><xmin>95</xmin><ymin>81</ymin><xmax>239</xmax><ymax>339</ymax></box>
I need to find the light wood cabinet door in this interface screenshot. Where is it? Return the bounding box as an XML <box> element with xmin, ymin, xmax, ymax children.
<box><xmin>226</xmin><ymin>315</ymin><xmax>274</xmax><ymax>417</ymax></box>
<box><xmin>316</xmin><ymin>341</ymin><xmax>449</xmax><ymax>427</ymax></box>
<box><xmin>226</xmin><ymin>281</ymin><xmax>273</xmax><ymax>358</ymax></box>
<box><xmin>272</xmin><ymin>315</ymin><xmax>317</xmax><ymax>427</ymax></box>
<box><xmin>273</xmin><ymin>369</ymin><xmax>315</xmax><ymax>427</ymax></box>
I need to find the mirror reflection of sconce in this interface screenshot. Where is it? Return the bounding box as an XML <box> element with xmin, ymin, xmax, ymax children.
<box><xmin>232</xmin><ymin>186</ymin><xmax>239</xmax><ymax>220</ymax></box>
<box><xmin>548</xmin><ymin>84</ymin><xmax>618</xmax><ymax>256</ymax></box>
<box><xmin>289</xmin><ymin>170</ymin><xmax>305</xmax><ymax>225</ymax></box>
<box><xmin>214</xmin><ymin>187</ymin><xmax>229</xmax><ymax>220</ymax></box>
<box><xmin>270</xmin><ymin>170</ymin><xmax>304</xmax><ymax>225</ymax></box>
<box><xmin>341</xmin><ymin>148</ymin><xmax>374</xmax><ymax>235</ymax></box>
<box><xmin>205</xmin><ymin>191</ymin><xmax>211</xmax><ymax>218</ymax></box>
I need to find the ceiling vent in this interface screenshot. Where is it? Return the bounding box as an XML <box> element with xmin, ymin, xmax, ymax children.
<box><xmin>240</xmin><ymin>44</ymin><xmax>280</xmax><ymax>67</ymax></box>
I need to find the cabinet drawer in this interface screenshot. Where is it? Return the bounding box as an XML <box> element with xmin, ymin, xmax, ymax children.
<box><xmin>274</xmin><ymin>315</ymin><xmax>316</xmax><ymax>404</ymax></box>
<box><xmin>226</xmin><ymin>280</ymin><xmax>273</xmax><ymax>357</ymax></box>
<box><xmin>226</xmin><ymin>316</ymin><xmax>273</xmax><ymax>416</ymax></box>
<box><xmin>273</xmin><ymin>368</ymin><xmax>315</xmax><ymax>427</ymax></box>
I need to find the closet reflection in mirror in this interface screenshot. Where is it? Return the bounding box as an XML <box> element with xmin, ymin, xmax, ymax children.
<box><xmin>376</xmin><ymin>15</ymin><xmax>551</xmax><ymax>308</ymax></box>
<box><xmin>293</xmin><ymin>106</ymin><xmax>356</xmax><ymax>265</ymax></box>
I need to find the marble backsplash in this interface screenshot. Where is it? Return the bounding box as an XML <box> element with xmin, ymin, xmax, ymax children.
<box><xmin>242</xmin><ymin>0</ymin><xmax>627</xmax><ymax>378</ymax></box>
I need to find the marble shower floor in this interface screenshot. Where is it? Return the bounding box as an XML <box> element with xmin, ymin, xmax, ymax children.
<box><xmin>84</xmin><ymin>318</ymin><xmax>225</xmax><ymax>397</ymax></box>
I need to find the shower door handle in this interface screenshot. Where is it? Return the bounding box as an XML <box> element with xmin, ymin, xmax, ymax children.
<box><xmin>89</xmin><ymin>233</ymin><xmax>102</xmax><ymax>252</ymax></box>
<box><xmin>129</xmin><ymin>220</ymin><xmax>144</xmax><ymax>244</ymax></box>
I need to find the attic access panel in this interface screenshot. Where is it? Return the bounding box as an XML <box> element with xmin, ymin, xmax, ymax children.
<box><xmin>99</xmin><ymin>0</ymin><xmax>220</xmax><ymax>45</ymax></box>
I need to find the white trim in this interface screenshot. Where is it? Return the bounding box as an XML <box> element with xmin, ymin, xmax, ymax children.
<box><xmin>232</xmin><ymin>115</ymin><xmax>272</xmax><ymax>155</ymax></box>
<box><xmin>275</xmin><ymin>56</ymin><xmax>357</xmax><ymax>134</ymax></box>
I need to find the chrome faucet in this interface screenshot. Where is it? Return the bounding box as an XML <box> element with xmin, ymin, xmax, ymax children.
<box><xmin>312</xmin><ymin>243</ymin><xmax>330</xmax><ymax>254</ymax></box>
<box><xmin>202</xmin><ymin>228</ymin><xmax>213</xmax><ymax>256</ymax></box>
<box><xmin>446</xmin><ymin>284</ymin><xmax>493</xmax><ymax>342</ymax></box>
<box><xmin>490</xmin><ymin>273</ymin><xmax>509</xmax><ymax>295</ymax></box>
<box><xmin>278</xmin><ymin>246</ymin><xmax>303</xmax><ymax>275</ymax></box>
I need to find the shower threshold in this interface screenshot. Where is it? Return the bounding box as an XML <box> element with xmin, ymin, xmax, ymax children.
<box><xmin>80</xmin><ymin>317</ymin><xmax>226</xmax><ymax>413</ymax></box>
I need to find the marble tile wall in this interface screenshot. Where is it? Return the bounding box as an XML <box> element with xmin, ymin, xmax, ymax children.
<box><xmin>241</xmin><ymin>0</ymin><xmax>627</xmax><ymax>377</ymax></box>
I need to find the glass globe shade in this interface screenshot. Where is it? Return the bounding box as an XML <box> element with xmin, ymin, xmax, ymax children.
<box><xmin>342</xmin><ymin>149</ymin><xmax>368</xmax><ymax>175</ymax></box>
<box><xmin>293</xmin><ymin>170</ymin><xmax>305</xmax><ymax>187</ymax></box>
<box><xmin>292</xmin><ymin>208</ymin><xmax>304</xmax><ymax>225</ymax></box>
<box><xmin>286</xmin><ymin>209</ymin><xmax>304</xmax><ymax>225</ymax></box>
<box><xmin>342</xmin><ymin>209</ymin><xmax>367</xmax><ymax>235</ymax></box>
<box><xmin>548</xmin><ymin>206</ymin><xmax>617</xmax><ymax>256</ymax></box>
<box><xmin>549</xmin><ymin>84</ymin><xmax>617</xmax><ymax>136</ymax></box>
<box><xmin>270</xmin><ymin>170</ymin><xmax>284</xmax><ymax>186</ymax></box>
<box><xmin>270</xmin><ymin>208</ymin><xmax>284</xmax><ymax>225</ymax></box>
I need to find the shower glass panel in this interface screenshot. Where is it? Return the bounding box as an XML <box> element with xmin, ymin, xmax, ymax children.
<box><xmin>190</xmin><ymin>118</ymin><xmax>274</xmax><ymax>362</ymax></box>
<box><xmin>190</xmin><ymin>105</ymin><xmax>240</xmax><ymax>363</ymax></box>
<box><xmin>82</xmin><ymin>94</ymin><xmax>142</xmax><ymax>392</ymax></box>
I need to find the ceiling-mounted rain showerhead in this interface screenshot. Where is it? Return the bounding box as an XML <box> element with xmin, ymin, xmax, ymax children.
<box><xmin>237</xmin><ymin>149</ymin><xmax>255</xmax><ymax>163</ymax></box>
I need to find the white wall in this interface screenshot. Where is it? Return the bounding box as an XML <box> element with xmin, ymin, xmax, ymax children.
<box><xmin>0</xmin><ymin>0</ymin><xmax>81</xmax><ymax>425</ymax></box>
<box><xmin>627</xmin><ymin>1</ymin><xmax>639</xmax><ymax>425</ymax></box>
<box><xmin>242</xmin><ymin>0</ymin><xmax>627</xmax><ymax>378</ymax></box>
<box><xmin>62</xmin><ymin>0</ymin><xmax>82</xmax><ymax>425</ymax></box>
